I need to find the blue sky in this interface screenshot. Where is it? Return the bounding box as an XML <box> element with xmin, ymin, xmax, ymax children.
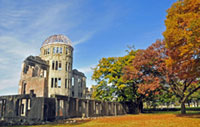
<box><xmin>0</xmin><ymin>0</ymin><xmax>176</xmax><ymax>95</ymax></box>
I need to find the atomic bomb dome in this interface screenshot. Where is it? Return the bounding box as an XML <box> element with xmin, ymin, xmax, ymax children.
<box><xmin>19</xmin><ymin>34</ymin><xmax>86</xmax><ymax>98</ymax></box>
<box><xmin>42</xmin><ymin>34</ymin><xmax>72</xmax><ymax>46</ymax></box>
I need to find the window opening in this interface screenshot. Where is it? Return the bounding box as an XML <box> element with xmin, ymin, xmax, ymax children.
<box><xmin>60</xmin><ymin>47</ymin><xmax>62</xmax><ymax>54</ymax></box>
<box><xmin>55</xmin><ymin>78</ymin><xmax>58</xmax><ymax>88</ymax></box>
<box><xmin>65</xmin><ymin>79</ymin><xmax>67</xmax><ymax>88</ymax></box>
<box><xmin>58</xmin><ymin>61</ymin><xmax>62</xmax><ymax>71</ymax></box>
<box><xmin>53</xmin><ymin>47</ymin><xmax>56</xmax><ymax>54</ymax></box>
<box><xmin>55</xmin><ymin>61</ymin><xmax>58</xmax><ymax>70</ymax></box>
<box><xmin>56</xmin><ymin>47</ymin><xmax>59</xmax><ymax>53</ymax></box>
<box><xmin>60</xmin><ymin>100</ymin><xmax>64</xmax><ymax>109</ymax></box>
<box><xmin>47</xmin><ymin>48</ymin><xmax>50</xmax><ymax>54</ymax></box>
<box><xmin>68</xmin><ymin>79</ymin><xmax>71</xmax><ymax>89</ymax></box>
<box><xmin>66</xmin><ymin>62</ymin><xmax>68</xmax><ymax>71</ymax></box>
<box><xmin>72</xmin><ymin>77</ymin><xmax>74</xmax><ymax>86</ymax></box>
<box><xmin>66</xmin><ymin>48</ymin><xmax>68</xmax><ymax>54</ymax></box>
<box><xmin>68</xmin><ymin>63</ymin><xmax>71</xmax><ymax>71</ymax></box>
<box><xmin>22</xmin><ymin>82</ymin><xmax>26</xmax><ymax>94</ymax></box>
<box><xmin>28</xmin><ymin>99</ymin><xmax>31</xmax><ymax>110</ymax></box>
<box><xmin>32</xmin><ymin>66</ymin><xmax>39</xmax><ymax>77</ymax></box>
<box><xmin>51</xmin><ymin>78</ymin><xmax>54</xmax><ymax>88</ymax></box>
<box><xmin>52</xmin><ymin>61</ymin><xmax>55</xmax><ymax>70</ymax></box>
<box><xmin>58</xmin><ymin>78</ymin><xmax>61</xmax><ymax>88</ymax></box>
<box><xmin>21</xmin><ymin>104</ymin><xmax>24</xmax><ymax>114</ymax></box>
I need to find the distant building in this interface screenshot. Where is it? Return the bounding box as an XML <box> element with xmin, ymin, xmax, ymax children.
<box><xmin>85</xmin><ymin>85</ymin><xmax>95</xmax><ymax>99</ymax></box>
<box><xmin>18</xmin><ymin>34</ymin><xmax>86</xmax><ymax>98</ymax></box>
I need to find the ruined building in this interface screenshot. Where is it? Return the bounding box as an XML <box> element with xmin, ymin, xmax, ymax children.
<box><xmin>18</xmin><ymin>35</ymin><xmax>86</xmax><ymax>98</ymax></box>
<box><xmin>0</xmin><ymin>35</ymin><xmax>127</xmax><ymax>125</ymax></box>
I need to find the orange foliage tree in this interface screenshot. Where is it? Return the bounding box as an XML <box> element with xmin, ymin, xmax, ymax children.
<box><xmin>163</xmin><ymin>0</ymin><xmax>200</xmax><ymax>114</ymax></box>
<box><xmin>123</xmin><ymin>40</ymin><xmax>166</xmax><ymax>112</ymax></box>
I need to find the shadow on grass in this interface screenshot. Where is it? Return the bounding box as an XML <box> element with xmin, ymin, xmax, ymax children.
<box><xmin>4</xmin><ymin>119</ymin><xmax>92</xmax><ymax>127</ymax></box>
<box><xmin>176</xmin><ymin>112</ymin><xmax>200</xmax><ymax>119</ymax></box>
<box><xmin>143</xmin><ymin>110</ymin><xmax>180</xmax><ymax>114</ymax></box>
<box><xmin>143</xmin><ymin>107</ymin><xmax>200</xmax><ymax>115</ymax></box>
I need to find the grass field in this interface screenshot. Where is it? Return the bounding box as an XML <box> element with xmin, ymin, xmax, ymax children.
<box><xmin>13</xmin><ymin>111</ymin><xmax>200</xmax><ymax>127</ymax></box>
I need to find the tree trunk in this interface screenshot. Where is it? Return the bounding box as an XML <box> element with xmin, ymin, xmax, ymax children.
<box><xmin>181</xmin><ymin>102</ymin><xmax>186</xmax><ymax>114</ymax></box>
<box><xmin>131</xmin><ymin>98</ymin><xmax>143</xmax><ymax>114</ymax></box>
<box><xmin>125</xmin><ymin>101</ymin><xmax>141</xmax><ymax>114</ymax></box>
<box><xmin>134</xmin><ymin>104</ymin><xmax>140</xmax><ymax>114</ymax></box>
<box><xmin>188</xmin><ymin>101</ymin><xmax>190</xmax><ymax>107</ymax></box>
<box><xmin>139</xmin><ymin>100</ymin><xmax>143</xmax><ymax>113</ymax></box>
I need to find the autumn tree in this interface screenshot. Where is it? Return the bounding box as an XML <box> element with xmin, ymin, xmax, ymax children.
<box><xmin>163</xmin><ymin>0</ymin><xmax>200</xmax><ymax>114</ymax></box>
<box><xmin>123</xmin><ymin>40</ymin><xmax>167</xmax><ymax>112</ymax></box>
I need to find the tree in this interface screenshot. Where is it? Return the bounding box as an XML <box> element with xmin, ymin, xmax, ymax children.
<box><xmin>123</xmin><ymin>40</ymin><xmax>167</xmax><ymax>112</ymax></box>
<box><xmin>186</xmin><ymin>89</ymin><xmax>200</xmax><ymax>107</ymax></box>
<box><xmin>163</xmin><ymin>0</ymin><xmax>200</xmax><ymax>114</ymax></box>
<box><xmin>156</xmin><ymin>88</ymin><xmax>178</xmax><ymax>108</ymax></box>
<box><xmin>92</xmin><ymin>49</ymin><xmax>141</xmax><ymax>113</ymax></box>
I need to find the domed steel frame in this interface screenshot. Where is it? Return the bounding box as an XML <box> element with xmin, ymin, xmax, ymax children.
<box><xmin>42</xmin><ymin>34</ymin><xmax>72</xmax><ymax>46</ymax></box>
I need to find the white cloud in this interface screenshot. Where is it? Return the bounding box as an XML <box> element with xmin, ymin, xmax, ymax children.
<box><xmin>0</xmin><ymin>68</ymin><xmax>20</xmax><ymax>95</ymax></box>
<box><xmin>78</xmin><ymin>64</ymin><xmax>96</xmax><ymax>74</ymax></box>
<box><xmin>0</xmin><ymin>8</ymin><xmax>30</xmax><ymax>29</ymax></box>
<box><xmin>0</xmin><ymin>35</ymin><xmax>37</xmax><ymax>95</ymax></box>
<box><xmin>0</xmin><ymin>36</ymin><xmax>37</xmax><ymax>58</ymax></box>
<box><xmin>0</xmin><ymin>57</ymin><xmax>8</xmax><ymax>63</ymax></box>
<box><xmin>0</xmin><ymin>76</ymin><xmax>19</xmax><ymax>91</ymax></box>
<box><xmin>73</xmin><ymin>31</ymin><xmax>96</xmax><ymax>46</ymax></box>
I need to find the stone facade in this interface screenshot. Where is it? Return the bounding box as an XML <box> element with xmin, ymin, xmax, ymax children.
<box><xmin>0</xmin><ymin>93</ymin><xmax>127</xmax><ymax>125</ymax></box>
<box><xmin>18</xmin><ymin>34</ymin><xmax>86</xmax><ymax>98</ymax></box>
<box><xmin>72</xmin><ymin>69</ymin><xmax>86</xmax><ymax>98</ymax></box>
<box><xmin>18</xmin><ymin>56</ymin><xmax>49</xmax><ymax>97</ymax></box>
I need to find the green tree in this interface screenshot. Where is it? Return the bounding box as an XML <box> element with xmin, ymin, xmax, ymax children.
<box><xmin>92</xmin><ymin>49</ymin><xmax>141</xmax><ymax>113</ymax></box>
<box><xmin>187</xmin><ymin>89</ymin><xmax>200</xmax><ymax>107</ymax></box>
